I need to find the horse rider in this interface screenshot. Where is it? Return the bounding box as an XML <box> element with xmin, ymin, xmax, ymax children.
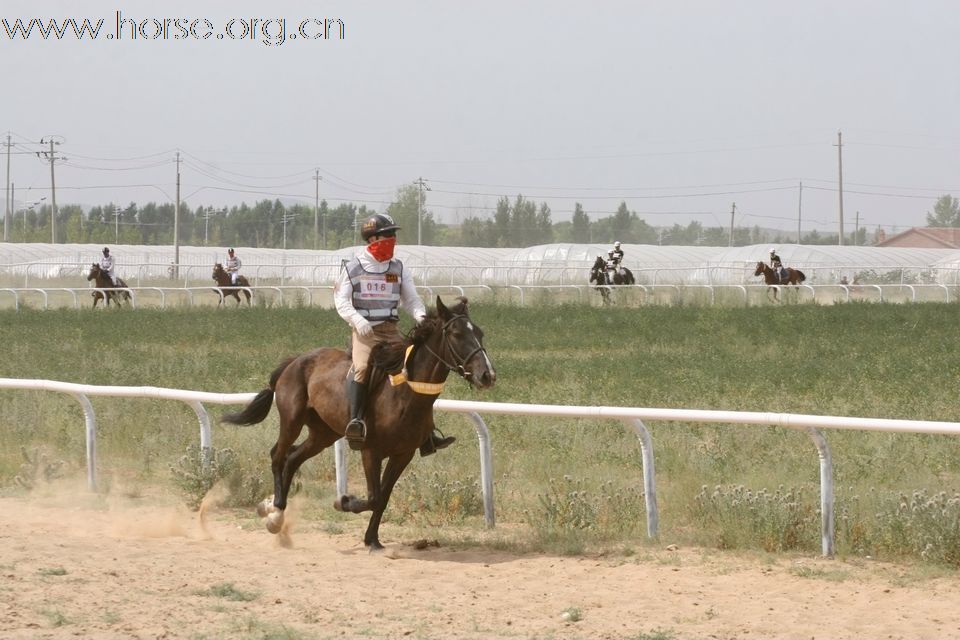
<box><xmin>769</xmin><ymin>247</ymin><xmax>786</xmax><ymax>283</ymax></box>
<box><xmin>225</xmin><ymin>248</ymin><xmax>242</xmax><ymax>285</ymax></box>
<box><xmin>610</xmin><ymin>241</ymin><xmax>624</xmax><ymax>274</ymax></box>
<box><xmin>604</xmin><ymin>250</ymin><xmax>619</xmax><ymax>283</ymax></box>
<box><xmin>334</xmin><ymin>213</ymin><xmax>456</xmax><ymax>457</ymax></box>
<box><xmin>99</xmin><ymin>247</ymin><xmax>118</xmax><ymax>286</ymax></box>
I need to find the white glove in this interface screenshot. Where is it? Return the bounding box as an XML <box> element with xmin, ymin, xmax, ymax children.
<box><xmin>354</xmin><ymin>317</ymin><xmax>374</xmax><ymax>337</ymax></box>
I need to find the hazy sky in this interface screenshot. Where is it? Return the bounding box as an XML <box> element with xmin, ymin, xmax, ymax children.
<box><xmin>3</xmin><ymin>0</ymin><xmax>959</xmax><ymax>238</ymax></box>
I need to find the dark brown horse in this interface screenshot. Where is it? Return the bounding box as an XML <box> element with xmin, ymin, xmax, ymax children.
<box><xmin>754</xmin><ymin>261</ymin><xmax>806</xmax><ymax>300</ymax></box>
<box><xmin>212</xmin><ymin>263</ymin><xmax>251</xmax><ymax>306</ymax></box>
<box><xmin>87</xmin><ymin>264</ymin><xmax>130</xmax><ymax>308</ymax></box>
<box><xmin>221</xmin><ymin>296</ymin><xmax>496</xmax><ymax>550</ymax></box>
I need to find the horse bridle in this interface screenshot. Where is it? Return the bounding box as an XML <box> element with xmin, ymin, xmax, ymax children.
<box><xmin>421</xmin><ymin>313</ymin><xmax>487</xmax><ymax>381</ymax></box>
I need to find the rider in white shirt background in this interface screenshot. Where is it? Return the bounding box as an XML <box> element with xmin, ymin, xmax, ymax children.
<box><xmin>225</xmin><ymin>248</ymin><xmax>242</xmax><ymax>285</ymax></box>
<box><xmin>99</xmin><ymin>247</ymin><xmax>118</xmax><ymax>285</ymax></box>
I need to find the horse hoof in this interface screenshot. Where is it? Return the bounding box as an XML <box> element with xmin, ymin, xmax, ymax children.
<box><xmin>265</xmin><ymin>510</ymin><xmax>284</xmax><ymax>534</ymax></box>
<box><xmin>333</xmin><ymin>495</ymin><xmax>349</xmax><ymax>512</ymax></box>
<box><xmin>255</xmin><ymin>496</ymin><xmax>275</xmax><ymax>518</ymax></box>
<box><xmin>368</xmin><ymin>544</ymin><xmax>385</xmax><ymax>554</ymax></box>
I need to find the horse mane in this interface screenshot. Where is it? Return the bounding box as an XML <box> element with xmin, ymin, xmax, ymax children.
<box><xmin>366</xmin><ymin>297</ymin><xmax>469</xmax><ymax>390</ymax></box>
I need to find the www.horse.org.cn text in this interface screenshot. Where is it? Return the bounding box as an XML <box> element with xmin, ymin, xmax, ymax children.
<box><xmin>1</xmin><ymin>12</ymin><xmax>346</xmax><ymax>47</ymax></box>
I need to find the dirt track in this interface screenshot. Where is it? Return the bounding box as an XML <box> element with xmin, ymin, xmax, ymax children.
<box><xmin>2</xmin><ymin>487</ymin><xmax>960</xmax><ymax>640</ymax></box>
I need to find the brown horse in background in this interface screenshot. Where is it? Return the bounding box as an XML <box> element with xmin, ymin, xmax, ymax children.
<box><xmin>87</xmin><ymin>264</ymin><xmax>130</xmax><ymax>308</ymax></box>
<box><xmin>212</xmin><ymin>263</ymin><xmax>251</xmax><ymax>306</ymax></box>
<box><xmin>754</xmin><ymin>261</ymin><xmax>806</xmax><ymax>301</ymax></box>
<box><xmin>221</xmin><ymin>296</ymin><xmax>496</xmax><ymax>551</ymax></box>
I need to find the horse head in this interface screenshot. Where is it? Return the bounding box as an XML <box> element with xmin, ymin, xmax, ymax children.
<box><xmin>754</xmin><ymin>261</ymin><xmax>766</xmax><ymax>277</ymax></box>
<box><xmin>212</xmin><ymin>263</ymin><xmax>223</xmax><ymax>279</ymax></box>
<box><xmin>87</xmin><ymin>263</ymin><xmax>100</xmax><ymax>281</ymax></box>
<box><xmin>590</xmin><ymin>256</ymin><xmax>605</xmax><ymax>284</ymax></box>
<box><xmin>426</xmin><ymin>296</ymin><xmax>496</xmax><ymax>390</ymax></box>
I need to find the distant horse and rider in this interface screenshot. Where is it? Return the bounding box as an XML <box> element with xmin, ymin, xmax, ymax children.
<box><xmin>212</xmin><ymin>263</ymin><xmax>251</xmax><ymax>306</ymax></box>
<box><xmin>222</xmin><ymin>296</ymin><xmax>496</xmax><ymax>551</ymax></box>
<box><xmin>589</xmin><ymin>254</ymin><xmax>635</xmax><ymax>304</ymax></box>
<box><xmin>754</xmin><ymin>261</ymin><xmax>806</xmax><ymax>301</ymax></box>
<box><xmin>87</xmin><ymin>263</ymin><xmax>131</xmax><ymax>308</ymax></box>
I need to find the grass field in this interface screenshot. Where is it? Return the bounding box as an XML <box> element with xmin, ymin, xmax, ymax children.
<box><xmin>2</xmin><ymin>301</ymin><xmax>960</xmax><ymax>565</ymax></box>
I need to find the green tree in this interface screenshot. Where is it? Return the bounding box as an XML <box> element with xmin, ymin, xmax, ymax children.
<box><xmin>493</xmin><ymin>197</ymin><xmax>511</xmax><ymax>246</ymax></box>
<box><xmin>571</xmin><ymin>203</ymin><xmax>590</xmax><ymax>243</ymax></box>
<box><xmin>536</xmin><ymin>203</ymin><xmax>553</xmax><ymax>243</ymax></box>
<box><xmin>926</xmin><ymin>195</ymin><xmax>960</xmax><ymax>227</ymax></box>
<box><xmin>387</xmin><ymin>184</ymin><xmax>437</xmax><ymax>245</ymax></box>
<box><xmin>612</xmin><ymin>201</ymin><xmax>633</xmax><ymax>241</ymax></box>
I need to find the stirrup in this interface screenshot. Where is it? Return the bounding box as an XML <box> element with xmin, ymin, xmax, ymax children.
<box><xmin>344</xmin><ymin>419</ymin><xmax>366</xmax><ymax>451</ymax></box>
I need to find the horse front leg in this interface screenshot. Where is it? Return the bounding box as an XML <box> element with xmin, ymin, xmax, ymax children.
<box><xmin>335</xmin><ymin>449</ymin><xmax>382</xmax><ymax>515</ymax></box>
<box><xmin>363</xmin><ymin>451</ymin><xmax>415</xmax><ymax>550</ymax></box>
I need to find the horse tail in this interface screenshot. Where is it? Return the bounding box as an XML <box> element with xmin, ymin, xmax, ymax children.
<box><xmin>222</xmin><ymin>389</ymin><xmax>274</xmax><ymax>425</ymax></box>
<box><xmin>221</xmin><ymin>356</ymin><xmax>296</xmax><ymax>425</ymax></box>
<box><xmin>795</xmin><ymin>269</ymin><xmax>806</xmax><ymax>283</ymax></box>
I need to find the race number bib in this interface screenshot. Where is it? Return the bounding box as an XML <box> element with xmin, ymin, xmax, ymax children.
<box><xmin>356</xmin><ymin>275</ymin><xmax>394</xmax><ymax>300</ymax></box>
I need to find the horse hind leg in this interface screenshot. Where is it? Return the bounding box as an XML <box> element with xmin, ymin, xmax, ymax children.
<box><xmin>263</xmin><ymin>410</ymin><xmax>339</xmax><ymax>534</ymax></box>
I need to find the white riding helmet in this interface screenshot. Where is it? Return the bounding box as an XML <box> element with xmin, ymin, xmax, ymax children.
<box><xmin>769</xmin><ymin>247</ymin><xmax>776</xmax><ymax>254</ymax></box>
<box><xmin>614</xmin><ymin>241</ymin><xmax>621</xmax><ymax>249</ymax></box>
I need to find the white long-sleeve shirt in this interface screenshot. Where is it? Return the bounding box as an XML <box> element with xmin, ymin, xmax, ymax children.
<box><xmin>99</xmin><ymin>254</ymin><xmax>114</xmax><ymax>275</ymax></box>
<box><xmin>334</xmin><ymin>249</ymin><xmax>426</xmax><ymax>329</ymax></box>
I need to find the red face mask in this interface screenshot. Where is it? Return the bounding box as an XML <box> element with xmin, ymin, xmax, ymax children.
<box><xmin>367</xmin><ymin>237</ymin><xmax>397</xmax><ymax>262</ymax></box>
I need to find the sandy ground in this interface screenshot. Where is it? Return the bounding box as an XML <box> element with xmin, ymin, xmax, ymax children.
<box><xmin>2</xmin><ymin>485</ymin><xmax>960</xmax><ymax>640</ymax></box>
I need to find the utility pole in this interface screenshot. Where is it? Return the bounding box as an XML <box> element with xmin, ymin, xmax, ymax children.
<box><xmin>200</xmin><ymin>207</ymin><xmax>216</xmax><ymax>246</ymax></box>
<box><xmin>39</xmin><ymin>136</ymin><xmax>64</xmax><ymax>243</ymax></box>
<box><xmin>414</xmin><ymin>177</ymin><xmax>430</xmax><ymax>245</ymax></box>
<box><xmin>797</xmin><ymin>181</ymin><xmax>803</xmax><ymax>244</ymax></box>
<box><xmin>174</xmin><ymin>151</ymin><xmax>181</xmax><ymax>278</ymax></box>
<box><xmin>855</xmin><ymin>211</ymin><xmax>860</xmax><ymax>246</ymax></box>
<box><xmin>4</xmin><ymin>134</ymin><xmax>10</xmax><ymax>241</ymax></box>
<box><xmin>728</xmin><ymin>202</ymin><xmax>736</xmax><ymax>247</ymax></box>
<box><xmin>281</xmin><ymin>211</ymin><xmax>298</xmax><ymax>250</ymax></box>
<box><xmin>835</xmin><ymin>130</ymin><xmax>844</xmax><ymax>246</ymax></box>
<box><xmin>313</xmin><ymin>169</ymin><xmax>322</xmax><ymax>250</ymax></box>
<box><xmin>114</xmin><ymin>206</ymin><xmax>120</xmax><ymax>242</ymax></box>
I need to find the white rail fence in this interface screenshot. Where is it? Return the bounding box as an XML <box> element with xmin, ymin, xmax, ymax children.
<box><xmin>1</xmin><ymin>282</ymin><xmax>956</xmax><ymax>310</ymax></box>
<box><xmin>4</xmin><ymin>377</ymin><xmax>960</xmax><ymax>557</ymax></box>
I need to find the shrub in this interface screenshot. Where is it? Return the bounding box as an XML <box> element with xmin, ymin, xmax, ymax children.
<box><xmin>693</xmin><ymin>484</ymin><xmax>820</xmax><ymax>552</ymax></box>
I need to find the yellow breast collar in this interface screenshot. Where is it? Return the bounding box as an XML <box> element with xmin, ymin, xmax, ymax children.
<box><xmin>389</xmin><ymin>345</ymin><xmax>445</xmax><ymax>395</ymax></box>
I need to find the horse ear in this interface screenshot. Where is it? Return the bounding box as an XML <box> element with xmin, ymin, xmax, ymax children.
<box><xmin>436</xmin><ymin>296</ymin><xmax>448</xmax><ymax>317</ymax></box>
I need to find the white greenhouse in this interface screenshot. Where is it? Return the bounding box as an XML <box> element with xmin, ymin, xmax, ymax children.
<box><xmin>2</xmin><ymin>242</ymin><xmax>960</xmax><ymax>287</ymax></box>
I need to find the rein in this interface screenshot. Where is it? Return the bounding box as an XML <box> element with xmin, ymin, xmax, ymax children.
<box><xmin>389</xmin><ymin>314</ymin><xmax>487</xmax><ymax>395</ymax></box>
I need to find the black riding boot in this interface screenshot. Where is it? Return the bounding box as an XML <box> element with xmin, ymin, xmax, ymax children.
<box><xmin>419</xmin><ymin>429</ymin><xmax>456</xmax><ymax>457</ymax></box>
<box><xmin>344</xmin><ymin>379</ymin><xmax>368</xmax><ymax>451</ymax></box>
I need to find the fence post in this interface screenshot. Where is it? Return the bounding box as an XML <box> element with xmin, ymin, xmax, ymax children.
<box><xmin>805</xmin><ymin>427</ymin><xmax>835</xmax><ymax>556</ymax></box>
<box><xmin>629</xmin><ymin>418</ymin><xmax>659</xmax><ymax>539</ymax></box>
